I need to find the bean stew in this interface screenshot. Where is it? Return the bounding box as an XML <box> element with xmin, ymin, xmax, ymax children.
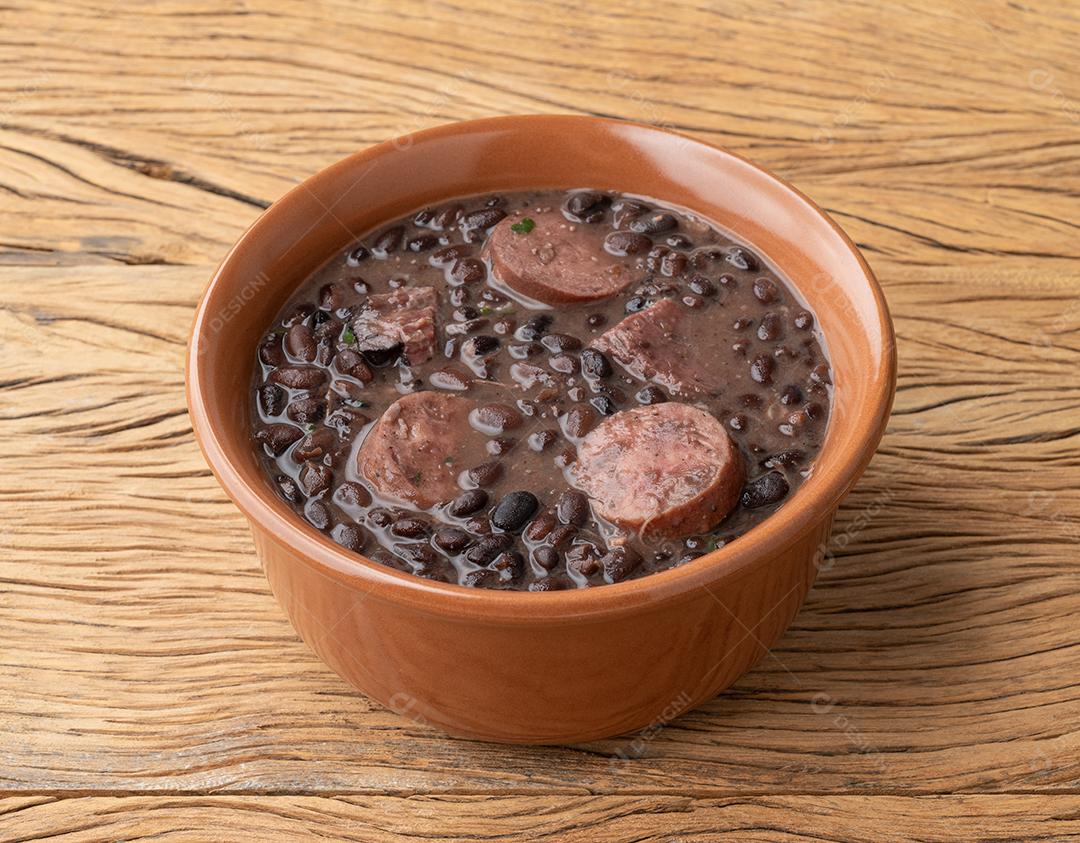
<box><xmin>251</xmin><ymin>189</ymin><xmax>833</xmax><ymax>590</ymax></box>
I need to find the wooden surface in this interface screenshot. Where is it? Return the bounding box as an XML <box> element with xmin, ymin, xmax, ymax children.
<box><xmin>2</xmin><ymin>1</ymin><xmax>1078</xmax><ymax>840</ymax></box>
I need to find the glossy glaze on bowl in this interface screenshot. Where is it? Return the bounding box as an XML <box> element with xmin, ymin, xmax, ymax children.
<box><xmin>187</xmin><ymin>115</ymin><xmax>896</xmax><ymax>743</ymax></box>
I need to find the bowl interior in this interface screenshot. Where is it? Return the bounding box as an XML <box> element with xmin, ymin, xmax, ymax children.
<box><xmin>188</xmin><ymin>115</ymin><xmax>894</xmax><ymax>617</ymax></box>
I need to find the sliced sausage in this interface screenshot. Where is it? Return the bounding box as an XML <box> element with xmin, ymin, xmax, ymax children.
<box><xmin>483</xmin><ymin>209</ymin><xmax>634</xmax><ymax>305</ymax></box>
<box><xmin>352</xmin><ymin>287</ymin><xmax>437</xmax><ymax>366</ymax></box>
<box><xmin>573</xmin><ymin>403</ymin><xmax>744</xmax><ymax>540</ymax></box>
<box><xmin>593</xmin><ymin>298</ymin><xmax>726</xmax><ymax>397</ymax></box>
<box><xmin>357</xmin><ymin>392</ymin><xmax>478</xmax><ymax>508</ymax></box>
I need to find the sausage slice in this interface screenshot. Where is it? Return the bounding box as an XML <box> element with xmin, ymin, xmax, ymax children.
<box><xmin>357</xmin><ymin>392</ymin><xmax>476</xmax><ymax>508</ymax></box>
<box><xmin>573</xmin><ymin>403</ymin><xmax>744</xmax><ymax>540</ymax></box>
<box><xmin>483</xmin><ymin>209</ymin><xmax>634</xmax><ymax>304</ymax></box>
<box><xmin>593</xmin><ymin>298</ymin><xmax>726</xmax><ymax>397</ymax></box>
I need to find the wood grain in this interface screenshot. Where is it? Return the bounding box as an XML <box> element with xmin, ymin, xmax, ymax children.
<box><xmin>3</xmin><ymin>796</ymin><xmax>1080</xmax><ymax>842</ymax></box>
<box><xmin>2</xmin><ymin>0</ymin><xmax>1078</xmax><ymax>839</ymax></box>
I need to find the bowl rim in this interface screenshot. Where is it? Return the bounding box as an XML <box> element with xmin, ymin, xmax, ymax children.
<box><xmin>186</xmin><ymin>114</ymin><xmax>896</xmax><ymax>625</ymax></box>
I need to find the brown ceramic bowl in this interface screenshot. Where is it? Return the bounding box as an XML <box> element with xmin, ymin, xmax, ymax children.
<box><xmin>187</xmin><ymin>115</ymin><xmax>895</xmax><ymax>744</ymax></box>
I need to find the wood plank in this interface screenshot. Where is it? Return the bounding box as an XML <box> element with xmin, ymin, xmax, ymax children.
<box><xmin>2</xmin><ymin>264</ymin><xmax>1077</xmax><ymax>795</ymax></box>
<box><xmin>0</xmin><ymin>0</ymin><xmax>1077</xmax><ymax>268</ymax></box>
<box><xmin>2</xmin><ymin>795</ymin><xmax>1079</xmax><ymax>842</ymax></box>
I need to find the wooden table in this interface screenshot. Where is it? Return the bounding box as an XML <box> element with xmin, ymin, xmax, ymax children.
<box><xmin>3</xmin><ymin>1</ymin><xmax>1078</xmax><ymax>839</ymax></box>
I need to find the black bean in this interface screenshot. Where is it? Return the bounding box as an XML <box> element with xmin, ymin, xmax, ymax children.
<box><xmin>434</xmin><ymin>203</ymin><xmax>463</xmax><ymax>229</ymax></box>
<box><xmin>463</xmin><ymin>569</ymin><xmax>498</xmax><ymax>588</ymax></box>
<box><xmin>335</xmin><ymin>348</ymin><xmax>374</xmax><ymax>382</ymax></box>
<box><xmin>413</xmin><ymin>208</ymin><xmax>435</xmax><ymax>226</ymax></box>
<box><xmin>488</xmin><ymin>438</ymin><xmax>516</xmax><ymax>459</ymax></box>
<box><xmin>450</xmin><ymin>257</ymin><xmax>486</xmax><ymax>285</ymax></box>
<box><xmin>294</xmin><ymin>429</ymin><xmax>336</xmax><ymax>461</ymax></box>
<box><xmin>733</xmin><ymin>317</ymin><xmax>753</xmax><ymax>331</ymax></box>
<box><xmin>682</xmin><ymin>294</ymin><xmax>704</xmax><ymax>309</ymax></box>
<box><xmin>334</xmin><ymin>480</ymin><xmax>373</xmax><ymax>508</ymax></box>
<box><xmin>540</xmin><ymin>333</ymin><xmax>582</xmax><ymax>353</ymax></box>
<box><xmin>780</xmin><ymin>385</ymin><xmax>803</xmax><ymax>405</ymax></box>
<box><xmin>516</xmin><ymin>314</ymin><xmax>553</xmax><ymax>341</ymax></box>
<box><xmin>667</xmin><ymin>233</ymin><xmax>693</xmax><ymax>249</ymax></box>
<box><xmin>602</xmin><ymin>545</ymin><xmax>643</xmax><ymax>583</ymax></box>
<box><xmin>741</xmin><ymin>471</ymin><xmax>790</xmax><ymax>508</ymax></box>
<box><xmin>758</xmin><ymin>312</ymin><xmax>783</xmax><ymax>342</ymax></box>
<box><xmin>613</xmin><ymin>199</ymin><xmax>651</xmax><ymax>228</ymax></box>
<box><xmin>726</xmin><ymin>246</ymin><xmax>760</xmax><ymax>271</ymax></box>
<box><xmin>529</xmin><ymin>575</ymin><xmax>568</xmax><ymax>591</ymax></box>
<box><xmin>259</xmin><ymin>335</ymin><xmax>285</xmax><ymax>367</ymax></box>
<box><xmin>491</xmin><ymin>491</ymin><xmax>539</xmax><ymax>532</ymax></box>
<box><xmin>306</xmin><ymin>500</ymin><xmax>331</xmax><ymax>530</ymax></box>
<box><xmin>590</xmin><ymin>395</ymin><xmax>617</xmax><ymax>416</ymax></box>
<box><xmin>474</xmin><ymin>403</ymin><xmax>523</xmax><ymax>433</ymax></box>
<box><xmin>256</xmin><ymin>423</ymin><xmax>303</xmax><ymax>455</ymax></box>
<box><xmin>276</xmin><ymin>474</ymin><xmax>300</xmax><ymax>503</ymax></box>
<box><xmin>750</xmin><ymin>354</ymin><xmax>775</xmax><ymax>385</ymax></box>
<box><xmin>285</xmin><ymin>323</ymin><xmax>317</xmax><ymax>361</ymax></box>
<box><xmin>636</xmin><ymin>385</ymin><xmax>668</xmax><ymax>405</ymax></box>
<box><xmin>461</xmin><ymin>207</ymin><xmax>507</xmax><ymax>230</ymax></box>
<box><xmin>688</xmin><ymin>275</ymin><xmax>716</xmax><ymax>296</ymax></box>
<box><xmin>463</xmin><ymin>335</ymin><xmax>500</xmax><ymax>357</ymax></box>
<box><xmin>346</xmin><ymin>244</ymin><xmax>370</xmax><ymax>265</ymax></box>
<box><xmin>334</xmin><ymin>523</ymin><xmax>367</xmax><ymax>552</ymax></box>
<box><xmin>372</xmin><ymin>225</ymin><xmax>404</xmax><ymax>256</ymax></box>
<box><xmin>490</xmin><ymin>550</ymin><xmax>525</xmax><ymax>582</ymax></box>
<box><xmin>525</xmin><ymin>511</ymin><xmax>557</xmax><ymax>542</ymax></box>
<box><xmin>395</xmin><ymin>542</ymin><xmax>440</xmax><ymax>568</ymax></box>
<box><xmin>753</xmin><ymin>277</ymin><xmax>779</xmax><ymax>303</ymax></box>
<box><xmin>258</xmin><ymin>383</ymin><xmax>286</xmax><ymax>416</ymax></box>
<box><xmin>630</xmin><ymin>212</ymin><xmax>678</xmax><ymax>235</ymax></box>
<box><xmin>810</xmin><ymin>363</ymin><xmax>832</xmax><ymax>385</ymax></box>
<box><xmin>466</xmin><ymin>461</ymin><xmax>503</xmax><ymax>488</ymax></box>
<box><xmin>563</xmin><ymin>191</ymin><xmax>607</xmax><ymax>223</ymax></box>
<box><xmin>549</xmin><ymin>354</ymin><xmax>578</xmax><ymax>375</ymax></box>
<box><xmin>528</xmin><ymin>429</ymin><xmax>558</xmax><ymax>452</ymax></box>
<box><xmin>431</xmin><ymin>244</ymin><xmax>469</xmax><ymax>265</ymax></box>
<box><xmin>433</xmin><ymin>527</ymin><xmax>471</xmax><ymax>554</ymax></box>
<box><xmin>406</xmin><ymin>235</ymin><xmax>440</xmax><ymax>252</ymax></box>
<box><xmin>580</xmin><ymin>347</ymin><xmax>612</xmax><ymax>379</ymax></box>
<box><xmin>532</xmin><ymin>546</ymin><xmax>560</xmax><ymax>570</ymax></box>
<box><xmin>367</xmin><ymin>508</ymin><xmax>395</xmax><ymax>529</ymax></box>
<box><xmin>763</xmin><ymin>449</ymin><xmax>805</xmax><ymax>469</ymax></box>
<box><xmin>794</xmin><ymin>310</ymin><xmax>814</xmax><ymax>330</ymax></box>
<box><xmin>625</xmin><ymin>296</ymin><xmax>648</xmax><ymax>313</ymax></box>
<box><xmin>269</xmin><ymin>367</ymin><xmax>326</xmax><ymax>390</ymax></box>
<box><xmin>586</xmin><ymin>313</ymin><xmax>607</xmax><ymax>328</ymax></box>
<box><xmin>391</xmin><ymin>518</ymin><xmax>430</xmax><ymax>538</ymax></box>
<box><xmin>555</xmin><ymin>489</ymin><xmax>590</xmax><ymax>526</ymax></box>
<box><xmin>547</xmin><ymin>524</ymin><xmax>577</xmax><ymax>550</ymax></box>
<box><xmin>563</xmin><ymin>405</ymin><xmax>598</xmax><ymax>439</ymax></box>
<box><xmin>604</xmin><ymin>230</ymin><xmax>652</xmax><ymax>257</ymax></box>
<box><xmin>287</xmin><ymin>397</ymin><xmax>326</xmax><ymax>426</ymax></box>
<box><xmin>465</xmin><ymin>534</ymin><xmax>512</xmax><ymax>565</ymax></box>
<box><xmin>299</xmin><ymin>462</ymin><xmax>333</xmax><ymax>497</ymax></box>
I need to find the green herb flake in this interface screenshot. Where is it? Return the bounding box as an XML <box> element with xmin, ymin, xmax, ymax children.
<box><xmin>443</xmin><ymin>456</ymin><xmax>455</xmax><ymax>465</ymax></box>
<box><xmin>306</xmin><ymin>424</ymin><xmax>316</xmax><ymax>432</ymax></box>
<box><xmin>510</xmin><ymin>217</ymin><xmax>536</xmax><ymax>234</ymax></box>
<box><xmin>346</xmin><ymin>398</ymin><xmax>368</xmax><ymax>408</ymax></box>
<box><xmin>412</xmin><ymin>471</ymin><xmax>423</xmax><ymax>484</ymax></box>
<box><xmin>341</xmin><ymin>327</ymin><xmax>356</xmax><ymax>344</ymax></box>
<box><xmin>479</xmin><ymin>305</ymin><xmax>493</xmax><ymax>316</ymax></box>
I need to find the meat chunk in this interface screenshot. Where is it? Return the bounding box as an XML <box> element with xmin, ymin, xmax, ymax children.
<box><xmin>483</xmin><ymin>209</ymin><xmax>634</xmax><ymax>304</ymax></box>
<box><xmin>593</xmin><ymin>298</ymin><xmax>725</xmax><ymax>397</ymax></box>
<box><xmin>357</xmin><ymin>392</ymin><xmax>477</xmax><ymax>508</ymax></box>
<box><xmin>352</xmin><ymin>287</ymin><xmax>437</xmax><ymax>366</ymax></box>
<box><xmin>573</xmin><ymin>403</ymin><xmax>744</xmax><ymax>540</ymax></box>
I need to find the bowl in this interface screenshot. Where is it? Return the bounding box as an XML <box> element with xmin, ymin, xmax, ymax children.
<box><xmin>187</xmin><ymin>115</ymin><xmax>896</xmax><ymax>744</ymax></box>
